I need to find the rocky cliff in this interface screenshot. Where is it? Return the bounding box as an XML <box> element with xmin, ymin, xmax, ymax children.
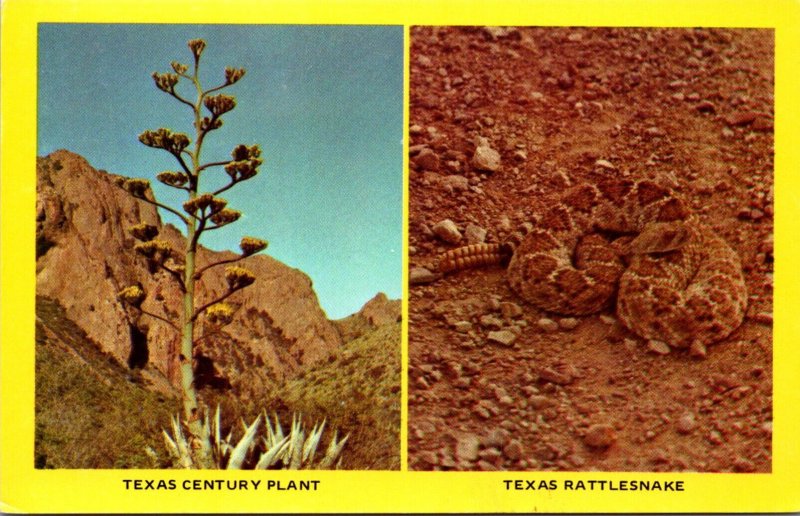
<box><xmin>36</xmin><ymin>150</ymin><xmax>344</xmax><ymax>398</ymax></box>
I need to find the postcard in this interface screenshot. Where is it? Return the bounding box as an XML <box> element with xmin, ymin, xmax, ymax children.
<box><xmin>1</xmin><ymin>0</ymin><xmax>798</xmax><ymax>513</ymax></box>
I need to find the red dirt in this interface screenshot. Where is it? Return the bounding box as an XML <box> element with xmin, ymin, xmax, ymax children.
<box><xmin>408</xmin><ymin>27</ymin><xmax>773</xmax><ymax>472</ymax></box>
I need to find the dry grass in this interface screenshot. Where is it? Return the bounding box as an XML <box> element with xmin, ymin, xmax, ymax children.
<box><xmin>35</xmin><ymin>296</ymin><xmax>400</xmax><ymax>470</ymax></box>
<box><xmin>35</xmin><ymin>297</ymin><xmax>176</xmax><ymax>469</ymax></box>
<box><xmin>271</xmin><ymin>322</ymin><xmax>402</xmax><ymax>470</ymax></box>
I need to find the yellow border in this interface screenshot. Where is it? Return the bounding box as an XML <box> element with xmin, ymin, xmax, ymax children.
<box><xmin>2</xmin><ymin>0</ymin><xmax>799</xmax><ymax>513</ymax></box>
<box><xmin>401</xmin><ymin>23</ymin><xmax>411</xmax><ymax>473</ymax></box>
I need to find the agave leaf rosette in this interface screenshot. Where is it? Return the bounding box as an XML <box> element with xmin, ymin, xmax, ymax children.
<box><xmin>159</xmin><ymin>408</ymin><xmax>349</xmax><ymax>470</ymax></box>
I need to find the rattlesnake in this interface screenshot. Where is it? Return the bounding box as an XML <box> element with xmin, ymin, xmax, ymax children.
<box><xmin>438</xmin><ymin>178</ymin><xmax>748</xmax><ymax>356</ymax></box>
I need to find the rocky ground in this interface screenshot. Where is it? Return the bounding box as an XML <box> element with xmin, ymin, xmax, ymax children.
<box><xmin>407</xmin><ymin>27</ymin><xmax>773</xmax><ymax>472</ymax></box>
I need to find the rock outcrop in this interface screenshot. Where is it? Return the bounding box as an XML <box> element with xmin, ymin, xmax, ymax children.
<box><xmin>332</xmin><ymin>292</ymin><xmax>402</xmax><ymax>343</ymax></box>
<box><xmin>36</xmin><ymin>150</ymin><xmax>343</xmax><ymax>396</ymax></box>
<box><xmin>359</xmin><ymin>292</ymin><xmax>402</xmax><ymax>327</ymax></box>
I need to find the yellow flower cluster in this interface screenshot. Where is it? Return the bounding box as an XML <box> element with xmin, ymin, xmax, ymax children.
<box><xmin>134</xmin><ymin>239</ymin><xmax>173</xmax><ymax>260</ymax></box>
<box><xmin>139</xmin><ymin>128</ymin><xmax>190</xmax><ymax>155</ymax></box>
<box><xmin>156</xmin><ymin>171</ymin><xmax>189</xmax><ymax>188</ymax></box>
<box><xmin>225</xmin><ymin>144</ymin><xmax>262</xmax><ymax>181</ymax></box>
<box><xmin>225</xmin><ymin>266</ymin><xmax>256</xmax><ymax>290</ymax></box>
<box><xmin>206</xmin><ymin>303</ymin><xmax>234</xmax><ymax>326</ymax></box>
<box><xmin>129</xmin><ymin>222</ymin><xmax>159</xmax><ymax>242</ymax></box>
<box><xmin>152</xmin><ymin>72</ymin><xmax>179</xmax><ymax>93</ymax></box>
<box><xmin>231</xmin><ymin>144</ymin><xmax>261</xmax><ymax>162</ymax></box>
<box><xmin>117</xmin><ymin>285</ymin><xmax>146</xmax><ymax>308</ymax></box>
<box><xmin>188</xmin><ymin>38</ymin><xmax>206</xmax><ymax>59</ymax></box>
<box><xmin>204</xmin><ymin>94</ymin><xmax>236</xmax><ymax>116</ymax></box>
<box><xmin>210</xmin><ymin>208</ymin><xmax>241</xmax><ymax>226</ymax></box>
<box><xmin>197</xmin><ymin>116</ymin><xmax>223</xmax><ymax>132</ymax></box>
<box><xmin>239</xmin><ymin>237</ymin><xmax>268</xmax><ymax>256</ymax></box>
<box><xmin>183</xmin><ymin>194</ymin><xmax>227</xmax><ymax>216</ymax></box>
<box><xmin>123</xmin><ymin>178</ymin><xmax>151</xmax><ymax>198</ymax></box>
<box><xmin>225</xmin><ymin>67</ymin><xmax>246</xmax><ymax>85</ymax></box>
<box><xmin>224</xmin><ymin>160</ymin><xmax>260</xmax><ymax>182</ymax></box>
<box><xmin>171</xmin><ymin>61</ymin><xmax>188</xmax><ymax>75</ymax></box>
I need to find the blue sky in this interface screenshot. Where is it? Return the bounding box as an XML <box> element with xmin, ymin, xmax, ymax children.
<box><xmin>38</xmin><ymin>24</ymin><xmax>403</xmax><ymax>319</ymax></box>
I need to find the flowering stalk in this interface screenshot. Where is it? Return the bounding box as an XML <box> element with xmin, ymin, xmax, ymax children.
<box><xmin>117</xmin><ymin>39</ymin><xmax>267</xmax><ymax>466</ymax></box>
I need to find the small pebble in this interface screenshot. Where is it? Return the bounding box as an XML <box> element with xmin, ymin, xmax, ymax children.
<box><xmin>503</xmin><ymin>440</ymin><xmax>524</xmax><ymax>461</ymax></box>
<box><xmin>676</xmin><ymin>413</ymin><xmax>697</xmax><ymax>434</ymax></box>
<box><xmin>595</xmin><ymin>159</ymin><xmax>616</xmax><ymax>170</ymax></box>
<box><xmin>690</xmin><ymin>341</ymin><xmax>707</xmax><ymax>359</ymax></box>
<box><xmin>537</xmin><ymin>317</ymin><xmax>559</xmax><ymax>332</ymax></box>
<box><xmin>473</xmin><ymin>406</ymin><xmax>491</xmax><ymax>419</ymax></box>
<box><xmin>453</xmin><ymin>321</ymin><xmax>473</xmax><ymax>333</ymax></box>
<box><xmin>477</xmin><ymin>460</ymin><xmax>498</xmax><ymax>471</ymax></box>
<box><xmin>557</xmin><ymin>71</ymin><xmax>574</xmax><ymax>89</ymax></box>
<box><xmin>455</xmin><ymin>434</ymin><xmax>481</xmax><ymax>462</ymax></box>
<box><xmin>647</xmin><ymin>340</ymin><xmax>671</xmax><ymax>355</ymax></box>
<box><xmin>419</xmin><ymin>450</ymin><xmax>439</xmax><ymax>466</ymax></box>
<box><xmin>539</xmin><ymin>366</ymin><xmax>574</xmax><ymax>385</ymax></box>
<box><xmin>584</xmin><ymin>424</ymin><xmax>616</xmax><ymax>448</ymax></box>
<box><xmin>472</xmin><ymin>140</ymin><xmax>502</xmax><ymax>173</ymax></box>
<box><xmin>480</xmin><ymin>314</ymin><xmax>504</xmax><ymax>329</ymax></box>
<box><xmin>432</xmin><ymin>219</ymin><xmax>462</xmax><ymax>244</ymax></box>
<box><xmin>487</xmin><ymin>330</ymin><xmax>517</xmax><ymax>347</ymax></box>
<box><xmin>454</xmin><ymin>377</ymin><xmax>471</xmax><ymax>389</ymax></box>
<box><xmin>483</xmin><ymin>428</ymin><xmax>511</xmax><ymax>447</ymax></box>
<box><xmin>439</xmin><ymin>453</ymin><xmax>456</xmax><ymax>469</ymax></box>
<box><xmin>413</xmin><ymin>147</ymin><xmax>440</xmax><ymax>171</ymax></box>
<box><xmin>500</xmin><ymin>302</ymin><xmax>523</xmax><ymax>319</ymax></box>
<box><xmin>528</xmin><ymin>395</ymin><xmax>554</xmax><ymax>409</ymax></box>
<box><xmin>464</xmin><ymin>223</ymin><xmax>487</xmax><ymax>244</ymax></box>
<box><xmin>498</xmin><ymin>395</ymin><xmax>514</xmax><ymax>406</ymax></box>
<box><xmin>443</xmin><ymin>361</ymin><xmax>462</xmax><ymax>379</ymax></box>
<box><xmin>409</xmin><ymin>267</ymin><xmax>438</xmax><ymax>284</ymax></box>
<box><xmin>726</xmin><ymin>111</ymin><xmax>758</xmax><ymax>127</ymax></box>
<box><xmin>478</xmin><ymin>448</ymin><xmax>503</xmax><ymax>465</ymax></box>
<box><xmin>478</xmin><ymin>400</ymin><xmax>500</xmax><ymax>417</ymax></box>
<box><xmin>440</xmin><ymin>174</ymin><xmax>470</xmax><ymax>192</ymax></box>
<box><xmin>695</xmin><ymin>100</ymin><xmax>716</xmax><ymax>113</ymax></box>
<box><xmin>558</xmin><ymin>317</ymin><xmax>579</xmax><ymax>330</ymax></box>
<box><xmin>599</xmin><ymin>315</ymin><xmax>616</xmax><ymax>325</ymax></box>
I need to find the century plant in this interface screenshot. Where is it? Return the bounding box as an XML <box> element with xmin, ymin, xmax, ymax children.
<box><xmin>117</xmin><ymin>38</ymin><xmax>267</xmax><ymax>467</ymax></box>
<box><xmin>158</xmin><ymin>407</ymin><xmax>349</xmax><ymax>469</ymax></box>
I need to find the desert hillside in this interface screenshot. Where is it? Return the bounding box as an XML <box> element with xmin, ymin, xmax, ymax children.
<box><xmin>35</xmin><ymin>150</ymin><xmax>401</xmax><ymax>469</ymax></box>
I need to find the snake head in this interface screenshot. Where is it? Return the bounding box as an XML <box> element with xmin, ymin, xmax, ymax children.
<box><xmin>623</xmin><ymin>221</ymin><xmax>691</xmax><ymax>255</ymax></box>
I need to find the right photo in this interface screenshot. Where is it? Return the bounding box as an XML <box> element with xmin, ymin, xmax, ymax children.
<box><xmin>408</xmin><ymin>27</ymin><xmax>773</xmax><ymax>472</ymax></box>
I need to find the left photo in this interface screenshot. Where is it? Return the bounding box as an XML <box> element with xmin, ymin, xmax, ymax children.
<box><xmin>35</xmin><ymin>24</ymin><xmax>403</xmax><ymax>470</ymax></box>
